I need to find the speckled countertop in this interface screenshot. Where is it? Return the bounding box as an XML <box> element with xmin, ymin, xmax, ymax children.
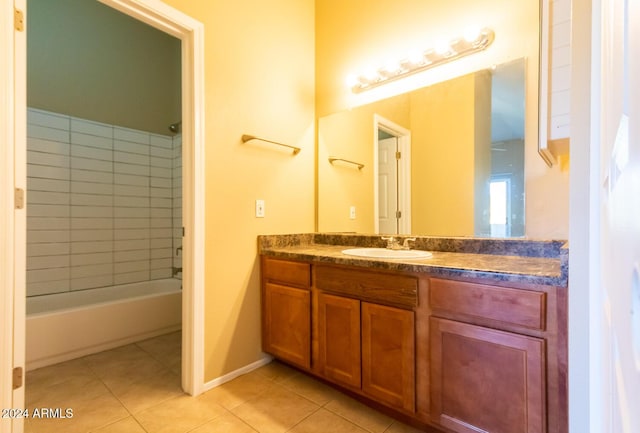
<box><xmin>258</xmin><ymin>233</ymin><xmax>568</xmax><ymax>287</ymax></box>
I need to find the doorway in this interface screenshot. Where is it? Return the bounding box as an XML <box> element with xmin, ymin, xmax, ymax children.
<box><xmin>88</xmin><ymin>0</ymin><xmax>205</xmax><ymax>398</ymax></box>
<box><xmin>374</xmin><ymin>114</ymin><xmax>411</xmax><ymax>235</ymax></box>
<box><xmin>1</xmin><ymin>2</ymin><xmax>205</xmax><ymax>428</ymax></box>
<box><xmin>25</xmin><ymin>0</ymin><xmax>183</xmax><ymax>371</ymax></box>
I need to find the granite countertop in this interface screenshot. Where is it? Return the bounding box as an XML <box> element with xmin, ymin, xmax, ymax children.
<box><xmin>258</xmin><ymin>233</ymin><xmax>568</xmax><ymax>287</ymax></box>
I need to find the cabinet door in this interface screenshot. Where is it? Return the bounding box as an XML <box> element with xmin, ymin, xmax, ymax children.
<box><xmin>362</xmin><ymin>302</ymin><xmax>415</xmax><ymax>412</ymax></box>
<box><xmin>317</xmin><ymin>292</ymin><xmax>361</xmax><ymax>388</ymax></box>
<box><xmin>263</xmin><ymin>282</ymin><xmax>311</xmax><ymax>369</ymax></box>
<box><xmin>430</xmin><ymin>317</ymin><xmax>545</xmax><ymax>433</ymax></box>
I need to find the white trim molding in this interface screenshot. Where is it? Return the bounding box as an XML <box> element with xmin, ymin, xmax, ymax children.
<box><xmin>98</xmin><ymin>0</ymin><xmax>206</xmax><ymax>396</ymax></box>
<box><xmin>0</xmin><ymin>1</ymin><xmax>17</xmax><ymax>429</ymax></box>
<box><xmin>202</xmin><ymin>355</ymin><xmax>274</xmax><ymax>393</ymax></box>
<box><xmin>1</xmin><ymin>0</ymin><xmax>27</xmax><ymax>431</ymax></box>
<box><xmin>538</xmin><ymin>0</ymin><xmax>556</xmax><ymax>166</ymax></box>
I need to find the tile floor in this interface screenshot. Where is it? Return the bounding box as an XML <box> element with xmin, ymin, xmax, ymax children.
<box><xmin>25</xmin><ymin>332</ymin><xmax>423</xmax><ymax>433</ymax></box>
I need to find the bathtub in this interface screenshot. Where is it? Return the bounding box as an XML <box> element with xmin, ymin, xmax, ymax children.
<box><xmin>26</xmin><ymin>279</ymin><xmax>182</xmax><ymax>370</ymax></box>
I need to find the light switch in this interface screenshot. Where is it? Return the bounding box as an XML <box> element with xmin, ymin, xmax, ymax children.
<box><xmin>256</xmin><ymin>199</ymin><xmax>265</xmax><ymax>218</ymax></box>
<box><xmin>349</xmin><ymin>206</ymin><xmax>356</xmax><ymax>220</ymax></box>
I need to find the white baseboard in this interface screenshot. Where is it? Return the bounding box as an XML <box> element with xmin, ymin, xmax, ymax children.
<box><xmin>202</xmin><ymin>354</ymin><xmax>274</xmax><ymax>392</ymax></box>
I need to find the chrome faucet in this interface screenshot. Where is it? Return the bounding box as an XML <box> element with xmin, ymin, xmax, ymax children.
<box><xmin>402</xmin><ymin>237</ymin><xmax>417</xmax><ymax>250</ymax></box>
<box><xmin>382</xmin><ymin>236</ymin><xmax>416</xmax><ymax>250</ymax></box>
<box><xmin>381</xmin><ymin>236</ymin><xmax>401</xmax><ymax>250</ymax></box>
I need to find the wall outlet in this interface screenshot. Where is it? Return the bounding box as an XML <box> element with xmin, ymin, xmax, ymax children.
<box><xmin>256</xmin><ymin>199</ymin><xmax>265</xmax><ymax>218</ymax></box>
<box><xmin>349</xmin><ymin>206</ymin><xmax>356</xmax><ymax>220</ymax></box>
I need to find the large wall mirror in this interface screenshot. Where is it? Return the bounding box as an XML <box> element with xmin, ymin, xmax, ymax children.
<box><xmin>316</xmin><ymin>0</ymin><xmax>569</xmax><ymax>239</ymax></box>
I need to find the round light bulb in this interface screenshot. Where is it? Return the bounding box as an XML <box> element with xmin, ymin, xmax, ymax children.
<box><xmin>346</xmin><ymin>74</ymin><xmax>359</xmax><ymax>88</ymax></box>
<box><xmin>435</xmin><ymin>40</ymin><xmax>451</xmax><ymax>55</ymax></box>
<box><xmin>464</xmin><ymin>27</ymin><xmax>482</xmax><ymax>43</ymax></box>
<box><xmin>364</xmin><ymin>68</ymin><xmax>379</xmax><ymax>82</ymax></box>
<box><xmin>407</xmin><ymin>49</ymin><xmax>424</xmax><ymax>65</ymax></box>
<box><xmin>383</xmin><ymin>59</ymin><xmax>400</xmax><ymax>74</ymax></box>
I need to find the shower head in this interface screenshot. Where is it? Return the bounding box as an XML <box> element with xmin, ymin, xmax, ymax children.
<box><xmin>169</xmin><ymin>121</ymin><xmax>182</xmax><ymax>134</ymax></box>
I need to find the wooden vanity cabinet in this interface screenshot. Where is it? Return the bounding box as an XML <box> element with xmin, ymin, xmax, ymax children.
<box><xmin>314</xmin><ymin>264</ymin><xmax>417</xmax><ymax>414</ymax></box>
<box><xmin>261</xmin><ymin>257</ymin><xmax>311</xmax><ymax>369</ymax></box>
<box><xmin>316</xmin><ymin>292</ymin><xmax>361</xmax><ymax>388</ymax></box>
<box><xmin>430</xmin><ymin>317</ymin><xmax>545</xmax><ymax>433</ymax></box>
<box><xmin>362</xmin><ymin>302</ymin><xmax>415</xmax><ymax>413</ymax></box>
<box><xmin>261</xmin><ymin>257</ymin><xmax>566</xmax><ymax>433</ymax></box>
<box><xmin>429</xmin><ymin>277</ymin><xmax>550</xmax><ymax>433</ymax></box>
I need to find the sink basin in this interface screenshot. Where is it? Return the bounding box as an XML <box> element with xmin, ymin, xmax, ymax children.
<box><xmin>341</xmin><ymin>248</ymin><xmax>433</xmax><ymax>259</ymax></box>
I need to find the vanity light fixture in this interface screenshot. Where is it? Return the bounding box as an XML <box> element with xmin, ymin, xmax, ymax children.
<box><xmin>349</xmin><ymin>27</ymin><xmax>495</xmax><ymax>93</ymax></box>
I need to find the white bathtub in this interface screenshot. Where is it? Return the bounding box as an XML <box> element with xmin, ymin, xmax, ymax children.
<box><xmin>26</xmin><ymin>279</ymin><xmax>182</xmax><ymax>370</ymax></box>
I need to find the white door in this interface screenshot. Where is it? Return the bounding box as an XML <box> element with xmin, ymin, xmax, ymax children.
<box><xmin>597</xmin><ymin>0</ymin><xmax>640</xmax><ymax>431</ymax></box>
<box><xmin>378</xmin><ymin>136</ymin><xmax>398</xmax><ymax>234</ymax></box>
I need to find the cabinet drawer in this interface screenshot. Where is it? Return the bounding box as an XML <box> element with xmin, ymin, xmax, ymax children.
<box><xmin>315</xmin><ymin>265</ymin><xmax>417</xmax><ymax>309</ymax></box>
<box><xmin>263</xmin><ymin>258</ymin><xmax>310</xmax><ymax>288</ymax></box>
<box><xmin>429</xmin><ymin>278</ymin><xmax>546</xmax><ymax>331</ymax></box>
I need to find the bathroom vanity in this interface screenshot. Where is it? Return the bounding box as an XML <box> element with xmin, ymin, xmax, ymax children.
<box><xmin>259</xmin><ymin>234</ymin><xmax>568</xmax><ymax>433</ymax></box>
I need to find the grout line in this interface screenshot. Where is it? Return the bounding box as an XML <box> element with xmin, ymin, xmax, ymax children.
<box><xmin>282</xmin><ymin>406</ymin><xmax>324</xmax><ymax>433</ymax></box>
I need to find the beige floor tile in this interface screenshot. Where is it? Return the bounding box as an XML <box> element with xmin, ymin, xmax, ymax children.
<box><xmin>324</xmin><ymin>394</ymin><xmax>394</xmax><ymax>433</ymax></box>
<box><xmin>134</xmin><ymin>393</ymin><xmax>226</xmax><ymax>433</ymax></box>
<box><xmin>84</xmin><ymin>344</ymin><xmax>167</xmax><ymax>392</ymax></box>
<box><xmin>83</xmin><ymin>344</ymin><xmax>145</xmax><ymax>371</ymax></box>
<box><xmin>253</xmin><ymin>360</ymin><xmax>298</xmax><ymax>383</ymax></box>
<box><xmin>91</xmin><ymin>416</ymin><xmax>147</xmax><ymax>433</ymax></box>
<box><xmin>26</xmin><ymin>357</ymin><xmax>93</xmax><ymax>388</ymax></box>
<box><xmin>27</xmin><ymin>376</ymin><xmax>110</xmax><ymax>408</ymax></box>
<box><xmin>136</xmin><ymin>331</ymin><xmax>182</xmax><ymax>370</ymax></box>
<box><xmin>189</xmin><ymin>412</ymin><xmax>258</xmax><ymax>433</ymax></box>
<box><xmin>383</xmin><ymin>421</ymin><xmax>427</xmax><ymax>433</ymax></box>
<box><xmin>288</xmin><ymin>408</ymin><xmax>369</xmax><ymax>433</ymax></box>
<box><xmin>25</xmin><ymin>332</ymin><xmax>416</xmax><ymax>433</ymax></box>
<box><xmin>279</xmin><ymin>372</ymin><xmax>342</xmax><ymax>406</ymax></box>
<box><xmin>26</xmin><ymin>358</ymin><xmax>98</xmax><ymax>406</ymax></box>
<box><xmin>27</xmin><ymin>391</ymin><xmax>129</xmax><ymax>433</ymax></box>
<box><xmin>201</xmin><ymin>370</ymin><xmax>276</xmax><ymax>410</ymax></box>
<box><xmin>231</xmin><ymin>384</ymin><xmax>319</xmax><ymax>433</ymax></box>
<box><xmin>111</xmin><ymin>368</ymin><xmax>183</xmax><ymax>414</ymax></box>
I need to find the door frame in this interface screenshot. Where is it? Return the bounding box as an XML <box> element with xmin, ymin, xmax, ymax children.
<box><xmin>373</xmin><ymin>114</ymin><xmax>411</xmax><ymax>234</ymax></box>
<box><xmin>1</xmin><ymin>0</ymin><xmax>26</xmax><ymax>431</ymax></box>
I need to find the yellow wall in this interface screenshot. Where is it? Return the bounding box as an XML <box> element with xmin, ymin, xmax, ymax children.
<box><xmin>410</xmin><ymin>73</ymin><xmax>481</xmax><ymax>236</ymax></box>
<box><xmin>316</xmin><ymin>0</ymin><xmax>570</xmax><ymax>239</ymax></box>
<box><xmin>136</xmin><ymin>0</ymin><xmax>567</xmax><ymax>384</ymax></box>
<box><xmin>161</xmin><ymin>0</ymin><xmax>315</xmax><ymax>381</ymax></box>
<box><xmin>318</xmin><ymin>94</ymin><xmax>409</xmax><ymax>232</ymax></box>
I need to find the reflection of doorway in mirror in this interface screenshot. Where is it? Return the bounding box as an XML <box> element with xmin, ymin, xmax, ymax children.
<box><xmin>378</xmin><ymin>134</ymin><xmax>398</xmax><ymax>234</ymax></box>
<box><xmin>489</xmin><ymin>177</ymin><xmax>511</xmax><ymax>237</ymax></box>
<box><xmin>488</xmin><ymin>58</ymin><xmax>526</xmax><ymax>237</ymax></box>
<box><xmin>374</xmin><ymin>115</ymin><xmax>411</xmax><ymax>235</ymax></box>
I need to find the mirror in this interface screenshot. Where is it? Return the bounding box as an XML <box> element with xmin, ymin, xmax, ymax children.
<box><xmin>314</xmin><ymin>0</ymin><xmax>566</xmax><ymax>239</ymax></box>
<box><xmin>319</xmin><ymin>59</ymin><xmax>525</xmax><ymax>237</ymax></box>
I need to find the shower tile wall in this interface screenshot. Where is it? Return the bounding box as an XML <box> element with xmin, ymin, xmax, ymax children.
<box><xmin>26</xmin><ymin>108</ymin><xmax>182</xmax><ymax>297</ymax></box>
